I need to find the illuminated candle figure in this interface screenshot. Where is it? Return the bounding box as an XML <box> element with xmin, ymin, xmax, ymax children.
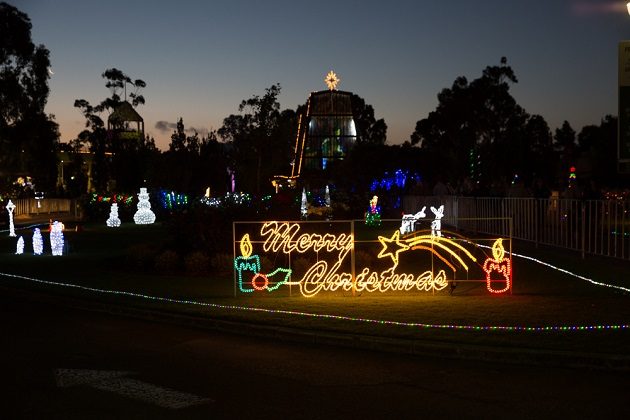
<box><xmin>234</xmin><ymin>234</ymin><xmax>261</xmax><ymax>293</ymax></box>
<box><xmin>483</xmin><ymin>238</ymin><xmax>511</xmax><ymax>294</ymax></box>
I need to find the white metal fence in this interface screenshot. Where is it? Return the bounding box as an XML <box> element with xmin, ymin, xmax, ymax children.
<box><xmin>9</xmin><ymin>198</ymin><xmax>78</xmax><ymax>218</ymax></box>
<box><xmin>403</xmin><ymin>196</ymin><xmax>630</xmax><ymax>260</ymax></box>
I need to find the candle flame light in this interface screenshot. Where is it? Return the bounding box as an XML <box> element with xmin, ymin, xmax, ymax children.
<box><xmin>492</xmin><ymin>238</ymin><xmax>505</xmax><ymax>261</ymax></box>
<box><xmin>240</xmin><ymin>234</ymin><xmax>253</xmax><ymax>258</ymax></box>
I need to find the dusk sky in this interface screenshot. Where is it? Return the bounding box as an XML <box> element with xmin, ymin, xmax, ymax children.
<box><xmin>13</xmin><ymin>0</ymin><xmax>630</xmax><ymax>150</ymax></box>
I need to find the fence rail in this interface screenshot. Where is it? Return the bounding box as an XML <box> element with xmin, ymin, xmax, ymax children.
<box><xmin>403</xmin><ymin>196</ymin><xmax>630</xmax><ymax>260</ymax></box>
<box><xmin>9</xmin><ymin>198</ymin><xmax>78</xmax><ymax>218</ymax></box>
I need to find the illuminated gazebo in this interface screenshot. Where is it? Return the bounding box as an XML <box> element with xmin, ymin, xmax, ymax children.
<box><xmin>273</xmin><ymin>71</ymin><xmax>358</xmax><ymax>190</ymax></box>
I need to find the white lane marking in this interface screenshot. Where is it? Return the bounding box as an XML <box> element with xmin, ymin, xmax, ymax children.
<box><xmin>55</xmin><ymin>368</ymin><xmax>213</xmax><ymax>409</ymax></box>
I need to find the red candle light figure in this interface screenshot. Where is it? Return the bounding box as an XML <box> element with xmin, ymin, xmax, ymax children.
<box><xmin>483</xmin><ymin>239</ymin><xmax>511</xmax><ymax>294</ymax></box>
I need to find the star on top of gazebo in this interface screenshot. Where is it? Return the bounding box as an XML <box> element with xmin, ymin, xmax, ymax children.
<box><xmin>324</xmin><ymin>70</ymin><xmax>340</xmax><ymax>90</ymax></box>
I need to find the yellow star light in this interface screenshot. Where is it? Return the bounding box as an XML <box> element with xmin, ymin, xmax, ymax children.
<box><xmin>377</xmin><ymin>230</ymin><xmax>410</xmax><ymax>267</ymax></box>
<box><xmin>325</xmin><ymin>70</ymin><xmax>340</xmax><ymax>90</ymax></box>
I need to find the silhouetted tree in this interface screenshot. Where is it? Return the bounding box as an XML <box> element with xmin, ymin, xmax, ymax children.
<box><xmin>351</xmin><ymin>94</ymin><xmax>387</xmax><ymax>145</ymax></box>
<box><xmin>218</xmin><ymin>84</ymin><xmax>293</xmax><ymax>194</ymax></box>
<box><xmin>523</xmin><ymin>114</ymin><xmax>556</xmax><ymax>187</ymax></box>
<box><xmin>74</xmin><ymin>68</ymin><xmax>148</xmax><ymax>191</ymax></box>
<box><xmin>554</xmin><ymin>120</ymin><xmax>577</xmax><ymax>161</ymax></box>
<box><xmin>410</xmin><ymin>57</ymin><xmax>553</xmax><ymax>190</ymax></box>
<box><xmin>0</xmin><ymin>2</ymin><xmax>59</xmax><ymax>192</ymax></box>
<box><xmin>169</xmin><ymin>118</ymin><xmax>187</xmax><ymax>153</ymax></box>
<box><xmin>159</xmin><ymin>118</ymin><xmax>205</xmax><ymax>193</ymax></box>
<box><xmin>198</xmin><ymin>130</ymin><xmax>230</xmax><ymax>194</ymax></box>
<box><xmin>577</xmin><ymin>115</ymin><xmax>618</xmax><ymax>187</ymax></box>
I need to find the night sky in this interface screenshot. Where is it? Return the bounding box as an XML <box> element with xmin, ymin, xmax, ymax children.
<box><xmin>13</xmin><ymin>0</ymin><xmax>630</xmax><ymax>149</ymax></box>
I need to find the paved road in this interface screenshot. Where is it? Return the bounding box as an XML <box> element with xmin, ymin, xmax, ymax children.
<box><xmin>1</xmin><ymin>290</ymin><xmax>629</xmax><ymax>419</ymax></box>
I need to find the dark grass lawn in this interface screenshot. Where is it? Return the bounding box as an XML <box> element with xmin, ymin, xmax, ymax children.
<box><xmin>2</xmin><ymin>221</ymin><xmax>630</xmax><ymax>356</ymax></box>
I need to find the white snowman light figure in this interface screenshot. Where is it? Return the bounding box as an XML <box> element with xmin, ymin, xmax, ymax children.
<box><xmin>133</xmin><ymin>188</ymin><xmax>156</xmax><ymax>225</ymax></box>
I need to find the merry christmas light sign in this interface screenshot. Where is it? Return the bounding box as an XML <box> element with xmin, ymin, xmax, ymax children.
<box><xmin>234</xmin><ymin>220</ymin><xmax>512</xmax><ymax>297</ymax></box>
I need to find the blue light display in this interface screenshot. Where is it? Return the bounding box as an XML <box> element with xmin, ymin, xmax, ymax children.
<box><xmin>370</xmin><ymin>169</ymin><xmax>421</xmax><ymax>192</ymax></box>
<box><xmin>159</xmin><ymin>190</ymin><xmax>189</xmax><ymax>210</ymax></box>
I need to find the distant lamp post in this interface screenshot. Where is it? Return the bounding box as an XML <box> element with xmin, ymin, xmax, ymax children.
<box><xmin>6</xmin><ymin>200</ymin><xmax>16</xmax><ymax>237</ymax></box>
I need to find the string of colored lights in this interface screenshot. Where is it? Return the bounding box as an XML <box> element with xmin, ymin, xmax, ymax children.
<box><xmin>1</xmin><ymin>269</ymin><xmax>628</xmax><ymax>332</ymax></box>
<box><xmin>510</xmin><ymin>249</ymin><xmax>630</xmax><ymax>294</ymax></box>
<box><xmin>471</xmin><ymin>242</ymin><xmax>630</xmax><ymax>293</ymax></box>
<box><xmin>0</xmin><ymin>223</ymin><xmax>47</xmax><ymax>234</ymax></box>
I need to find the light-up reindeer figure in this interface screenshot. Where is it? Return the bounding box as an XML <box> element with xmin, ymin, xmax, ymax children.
<box><xmin>430</xmin><ymin>205</ymin><xmax>444</xmax><ymax>237</ymax></box>
<box><xmin>399</xmin><ymin>206</ymin><xmax>426</xmax><ymax>235</ymax></box>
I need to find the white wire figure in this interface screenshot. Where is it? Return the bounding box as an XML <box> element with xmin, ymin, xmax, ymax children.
<box><xmin>6</xmin><ymin>200</ymin><xmax>16</xmax><ymax>237</ymax></box>
<box><xmin>399</xmin><ymin>206</ymin><xmax>426</xmax><ymax>235</ymax></box>
<box><xmin>430</xmin><ymin>205</ymin><xmax>444</xmax><ymax>237</ymax></box>
<box><xmin>16</xmin><ymin>236</ymin><xmax>24</xmax><ymax>254</ymax></box>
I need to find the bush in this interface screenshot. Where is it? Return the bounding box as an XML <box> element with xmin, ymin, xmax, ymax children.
<box><xmin>185</xmin><ymin>251</ymin><xmax>210</xmax><ymax>275</ymax></box>
<box><xmin>211</xmin><ymin>252</ymin><xmax>234</xmax><ymax>272</ymax></box>
<box><xmin>154</xmin><ymin>250</ymin><xmax>180</xmax><ymax>272</ymax></box>
<box><xmin>126</xmin><ymin>243</ymin><xmax>159</xmax><ymax>269</ymax></box>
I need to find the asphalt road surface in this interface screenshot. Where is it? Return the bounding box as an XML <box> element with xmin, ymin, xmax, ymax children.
<box><xmin>1</xmin><ymin>289</ymin><xmax>629</xmax><ymax>419</ymax></box>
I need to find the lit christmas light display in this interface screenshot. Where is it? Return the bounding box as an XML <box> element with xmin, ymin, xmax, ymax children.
<box><xmin>16</xmin><ymin>236</ymin><xmax>24</xmax><ymax>254</ymax></box>
<box><xmin>399</xmin><ymin>207</ymin><xmax>427</xmax><ymax>235</ymax></box>
<box><xmin>90</xmin><ymin>193</ymin><xmax>134</xmax><ymax>205</ymax></box>
<box><xmin>430</xmin><ymin>205</ymin><xmax>444</xmax><ymax>237</ymax></box>
<box><xmin>379</xmin><ymin>230</ymin><xmax>477</xmax><ymax>271</ymax></box>
<box><xmin>50</xmin><ymin>221</ymin><xmax>64</xmax><ymax>256</ymax></box>
<box><xmin>2</xmin><ymin>266</ymin><xmax>627</xmax><ymax>333</ymax></box>
<box><xmin>399</xmin><ymin>205</ymin><xmax>444</xmax><ymax>236</ymax></box>
<box><xmin>483</xmin><ymin>239</ymin><xmax>511</xmax><ymax>293</ymax></box>
<box><xmin>106</xmin><ymin>203</ymin><xmax>121</xmax><ymax>227</ymax></box>
<box><xmin>133</xmin><ymin>188</ymin><xmax>156</xmax><ymax>225</ymax></box>
<box><xmin>159</xmin><ymin>190</ymin><xmax>189</xmax><ymax>210</ymax></box>
<box><xmin>370</xmin><ymin>169</ymin><xmax>421</xmax><ymax>192</ymax></box>
<box><xmin>324</xmin><ymin>70</ymin><xmax>340</xmax><ymax>90</ymax></box>
<box><xmin>32</xmin><ymin>228</ymin><xmax>43</xmax><ymax>255</ymax></box>
<box><xmin>235</xmin><ymin>221</ymin><xmax>507</xmax><ymax>297</ymax></box>
<box><xmin>325</xmin><ymin>185</ymin><xmax>331</xmax><ymax>207</ymax></box>
<box><xmin>234</xmin><ymin>233</ymin><xmax>292</xmax><ymax>293</ymax></box>
<box><xmin>234</xmin><ymin>234</ymin><xmax>261</xmax><ymax>293</ymax></box>
<box><xmin>301</xmin><ymin>188</ymin><xmax>308</xmax><ymax>219</ymax></box>
<box><xmin>365</xmin><ymin>195</ymin><xmax>382</xmax><ymax>227</ymax></box>
<box><xmin>6</xmin><ymin>200</ymin><xmax>16</xmax><ymax>237</ymax></box>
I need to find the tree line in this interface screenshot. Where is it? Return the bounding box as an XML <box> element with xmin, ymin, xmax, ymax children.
<box><xmin>0</xmin><ymin>2</ymin><xmax>622</xmax><ymax>203</ymax></box>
